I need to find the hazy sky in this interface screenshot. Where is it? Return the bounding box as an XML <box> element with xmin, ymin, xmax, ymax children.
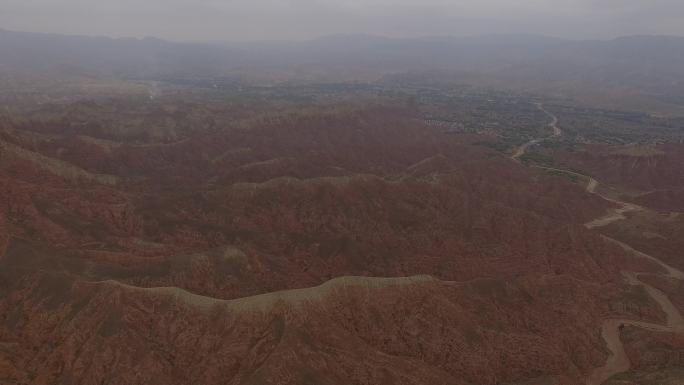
<box><xmin>1</xmin><ymin>0</ymin><xmax>683</xmax><ymax>41</ymax></box>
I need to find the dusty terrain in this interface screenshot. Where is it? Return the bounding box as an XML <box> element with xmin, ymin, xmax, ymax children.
<box><xmin>0</xmin><ymin>97</ymin><xmax>681</xmax><ymax>385</ymax></box>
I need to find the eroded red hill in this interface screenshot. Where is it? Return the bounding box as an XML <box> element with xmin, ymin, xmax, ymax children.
<box><xmin>0</xmin><ymin>103</ymin><xmax>667</xmax><ymax>385</ymax></box>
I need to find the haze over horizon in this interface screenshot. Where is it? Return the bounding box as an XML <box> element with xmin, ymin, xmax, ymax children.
<box><xmin>1</xmin><ymin>0</ymin><xmax>683</xmax><ymax>42</ymax></box>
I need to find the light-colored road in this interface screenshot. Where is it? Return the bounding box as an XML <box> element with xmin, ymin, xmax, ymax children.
<box><xmin>534</xmin><ymin>165</ymin><xmax>642</xmax><ymax>229</ymax></box>
<box><xmin>585</xmin><ymin>200</ymin><xmax>642</xmax><ymax>229</ymax></box>
<box><xmin>526</xmin><ymin>107</ymin><xmax>684</xmax><ymax>385</ymax></box>
<box><xmin>511</xmin><ymin>103</ymin><xmax>562</xmax><ymax>161</ymax></box>
<box><xmin>96</xmin><ymin>275</ymin><xmax>439</xmax><ymax>312</ymax></box>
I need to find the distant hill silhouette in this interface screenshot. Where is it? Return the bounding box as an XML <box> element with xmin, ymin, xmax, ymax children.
<box><xmin>2</xmin><ymin>29</ymin><xmax>684</xmax><ymax>112</ymax></box>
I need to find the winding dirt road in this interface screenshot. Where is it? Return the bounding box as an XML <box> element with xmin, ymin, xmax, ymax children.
<box><xmin>518</xmin><ymin>106</ymin><xmax>684</xmax><ymax>385</ymax></box>
<box><xmin>511</xmin><ymin>103</ymin><xmax>562</xmax><ymax>161</ymax></box>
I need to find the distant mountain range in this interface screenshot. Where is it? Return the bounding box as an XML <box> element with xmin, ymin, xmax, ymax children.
<box><xmin>2</xmin><ymin>29</ymin><xmax>684</xmax><ymax>112</ymax></box>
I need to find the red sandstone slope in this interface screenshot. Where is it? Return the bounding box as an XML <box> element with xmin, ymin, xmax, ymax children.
<box><xmin>0</xmin><ymin>103</ymin><xmax>666</xmax><ymax>385</ymax></box>
<box><xmin>553</xmin><ymin>144</ymin><xmax>684</xmax><ymax>276</ymax></box>
<box><xmin>605</xmin><ymin>325</ymin><xmax>684</xmax><ymax>385</ymax></box>
<box><xmin>633</xmin><ymin>188</ymin><xmax>684</xmax><ymax>213</ymax></box>
<box><xmin>554</xmin><ymin>144</ymin><xmax>684</xmax><ymax>213</ymax></box>
<box><xmin>1</xmin><ymin>265</ymin><xmax>621</xmax><ymax>385</ymax></box>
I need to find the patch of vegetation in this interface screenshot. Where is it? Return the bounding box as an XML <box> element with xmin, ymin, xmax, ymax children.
<box><xmin>473</xmin><ymin>140</ymin><xmax>512</xmax><ymax>153</ymax></box>
<box><xmin>549</xmin><ymin>104</ymin><xmax>684</xmax><ymax>145</ymax></box>
<box><xmin>520</xmin><ymin>151</ymin><xmax>554</xmax><ymax>167</ymax></box>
